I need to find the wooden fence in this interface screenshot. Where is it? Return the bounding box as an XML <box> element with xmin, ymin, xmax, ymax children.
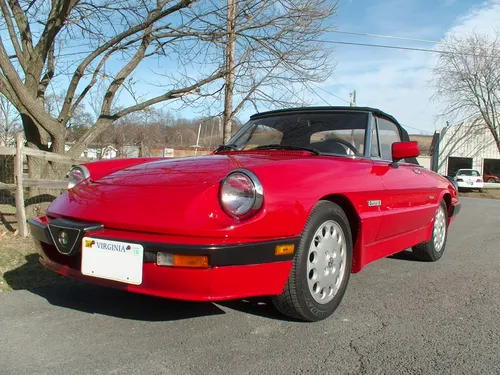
<box><xmin>0</xmin><ymin>133</ymin><xmax>84</xmax><ymax>237</ymax></box>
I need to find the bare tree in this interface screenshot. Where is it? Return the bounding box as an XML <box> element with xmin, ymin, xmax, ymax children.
<box><xmin>0</xmin><ymin>0</ymin><xmax>337</xmax><ymax>174</ymax></box>
<box><xmin>0</xmin><ymin>0</ymin><xmax>225</xmax><ymax>179</ymax></box>
<box><xmin>214</xmin><ymin>0</ymin><xmax>337</xmax><ymax>142</ymax></box>
<box><xmin>432</xmin><ymin>30</ymin><xmax>500</xmax><ymax>152</ymax></box>
<box><xmin>0</xmin><ymin>94</ymin><xmax>20</xmax><ymax>146</ymax></box>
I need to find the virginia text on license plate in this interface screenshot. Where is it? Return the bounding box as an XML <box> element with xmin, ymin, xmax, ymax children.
<box><xmin>81</xmin><ymin>237</ymin><xmax>144</xmax><ymax>285</ymax></box>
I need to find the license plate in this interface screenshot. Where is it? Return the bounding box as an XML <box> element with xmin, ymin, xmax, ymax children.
<box><xmin>81</xmin><ymin>237</ymin><xmax>143</xmax><ymax>285</ymax></box>
<box><xmin>468</xmin><ymin>181</ymin><xmax>474</xmax><ymax>185</ymax></box>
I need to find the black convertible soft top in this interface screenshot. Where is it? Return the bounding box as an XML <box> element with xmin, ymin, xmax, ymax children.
<box><xmin>250</xmin><ymin>106</ymin><xmax>419</xmax><ymax>165</ymax></box>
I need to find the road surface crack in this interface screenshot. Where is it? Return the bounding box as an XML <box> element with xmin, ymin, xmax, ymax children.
<box><xmin>349</xmin><ymin>340</ymin><xmax>367</xmax><ymax>375</ymax></box>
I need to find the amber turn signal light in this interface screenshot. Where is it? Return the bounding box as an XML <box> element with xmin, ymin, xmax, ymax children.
<box><xmin>275</xmin><ymin>244</ymin><xmax>295</xmax><ymax>256</ymax></box>
<box><xmin>157</xmin><ymin>253</ymin><xmax>209</xmax><ymax>268</ymax></box>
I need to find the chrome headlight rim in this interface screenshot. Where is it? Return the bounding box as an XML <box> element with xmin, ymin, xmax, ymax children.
<box><xmin>219</xmin><ymin>168</ymin><xmax>264</xmax><ymax>219</ymax></box>
<box><xmin>68</xmin><ymin>165</ymin><xmax>90</xmax><ymax>189</ymax></box>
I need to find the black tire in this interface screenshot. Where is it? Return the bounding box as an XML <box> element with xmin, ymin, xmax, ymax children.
<box><xmin>479</xmin><ymin>189</ymin><xmax>484</xmax><ymax>193</ymax></box>
<box><xmin>487</xmin><ymin>178</ymin><xmax>496</xmax><ymax>183</ymax></box>
<box><xmin>412</xmin><ymin>201</ymin><xmax>448</xmax><ymax>262</ymax></box>
<box><xmin>271</xmin><ymin>200</ymin><xmax>353</xmax><ymax>322</ymax></box>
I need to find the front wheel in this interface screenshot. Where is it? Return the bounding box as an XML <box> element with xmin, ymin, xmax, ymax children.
<box><xmin>412</xmin><ymin>201</ymin><xmax>448</xmax><ymax>262</ymax></box>
<box><xmin>271</xmin><ymin>201</ymin><xmax>353</xmax><ymax>322</ymax></box>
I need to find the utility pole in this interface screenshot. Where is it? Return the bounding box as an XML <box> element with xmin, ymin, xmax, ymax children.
<box><xmin>349</xmin><ymin>90</ymin><xmax>356</xmax><ymax>107</ymax></box>
<box><xmin>194</xmin><ymin>123</ymin><xmax>202</xmax><ymax>156</ymax></box>
<box><xmin>222</xmin><ymin>0</ymin><xmax>237</xmax><ymax>144</ymax></box>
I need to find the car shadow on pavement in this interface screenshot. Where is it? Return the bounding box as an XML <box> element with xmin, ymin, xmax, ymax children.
<box><xmin>5</xmin><ymin>254</ymin><xmax>314</xmax><ymax>322</ymax></box>
<box><xmin>5</xmin><ymin>255</ymin><xmax>292</xmax><ymax>322</ymax></box>
<box><xmin>28</xmin><ymin>281</ymin><xmax>228</xmax><ymax>322</ymax></box>
<box><xmin>217</xmin><ymin>298</ymin><xmax>301</xmax><ymax>322</ymax></box>
<box><xmin>387</xmin><ymin>249</ymin><xmax>425</xmax><ymax>262</ymax></box>
<box><xmin>4</xmin><ymin>254</ymin><xmax>226</xmax><ymax>321</ymax></box>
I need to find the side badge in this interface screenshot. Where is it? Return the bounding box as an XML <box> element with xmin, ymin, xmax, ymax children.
<box><xmin>367</xmin><ymin>200</ymin><xmax>382</xmax><ymax>207</ymax></box>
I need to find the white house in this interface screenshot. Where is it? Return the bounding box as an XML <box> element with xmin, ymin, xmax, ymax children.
<box><xmin>64</xmin><ymin>143</ymin><xmax>118</xmax><ymax>160</ymax></box>
<box><xmin>435</xmin><ymin>116</ymin><xmax>500</xmax><ymax>177</ymax></box>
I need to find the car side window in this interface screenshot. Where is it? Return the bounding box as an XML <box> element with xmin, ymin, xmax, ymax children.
<box><xmin>376</xmin><ymin>117</ymin><xmax>401</xmax><ymax>160</ymax></box>
<box><xmin>371</xmin><ymin>117</ymin><xmax>380</xmax><ymax>157</ymax></box>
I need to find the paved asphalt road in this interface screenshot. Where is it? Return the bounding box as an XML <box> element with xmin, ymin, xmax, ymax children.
<box><xmin>1</xmin><ymin>197</ymin><xmax>500</xmax><ymax>375</ymax></box>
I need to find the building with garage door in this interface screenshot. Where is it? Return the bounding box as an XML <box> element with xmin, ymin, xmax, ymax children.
<box><xmin>434</xmin><ymin>116</ymin><xmax>500</xmax><ymax>179</ymax></box>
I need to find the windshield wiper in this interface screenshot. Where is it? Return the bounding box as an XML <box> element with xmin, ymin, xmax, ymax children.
<box><xmin>214</xmin><ymin>144</ymin><xmax>239</xmax><ymax>153</ymax></box>
<box><xmin>252</xmin><ymin>144</ymin><xmax>319</xmax><ymax>155</ymax></box>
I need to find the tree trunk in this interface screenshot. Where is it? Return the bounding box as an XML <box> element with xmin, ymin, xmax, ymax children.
<box><xmin>21</xmin><ymin>114</ymin><xmax>67</xmax><ymax>218</ymax></box>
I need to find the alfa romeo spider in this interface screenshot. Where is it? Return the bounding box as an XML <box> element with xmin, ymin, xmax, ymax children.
<box><xmin>28</xmin><ymin>106</ymin><xmax>460</xmax><ymax>321</ymax></box>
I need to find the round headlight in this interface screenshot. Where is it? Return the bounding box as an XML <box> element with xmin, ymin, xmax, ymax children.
<box><xmin>220</xmin><ymin>169</ymin><xmax>263</xmax><ymax>218</ymax></box>
<box><xmin>68</xmin><ymin>165</ymin><xmax>90</xmax><ymax>189</ymax></box>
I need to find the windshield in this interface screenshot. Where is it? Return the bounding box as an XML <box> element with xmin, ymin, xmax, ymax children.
<box><xmin>223</xmin><ymin>112</ymin><xmax>368</xmax><ymax>156</ymax></box>
<box><xmin>457</xmin><ymin>169</ymin><xmax>480</xmax><ymax>176</ymax></box>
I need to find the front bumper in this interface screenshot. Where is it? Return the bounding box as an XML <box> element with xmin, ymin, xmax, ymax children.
<box><xmin>29</xmin><ymin>216</ymin><xmax>299</xmax><ymax>301</ymax></box>
<box><xmin>450</xmin><ymin>202</ymin><xmax>461</xmax><ymax>218</ymax></box>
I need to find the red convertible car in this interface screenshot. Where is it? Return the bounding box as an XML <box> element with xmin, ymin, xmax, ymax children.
<box><xmin>29</xmin><ymin>106</ymin><xmax>460</xmax><ymax>321</ymax></box>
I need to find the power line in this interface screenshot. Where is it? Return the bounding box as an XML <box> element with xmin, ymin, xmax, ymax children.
<box><xmin>321</xmin><ymin>39</ymin><xmax>448</xmax><ymax>54</ymax></box>
<box><xmin>4</xmin><ymin>38</ymin><xmax>498</xmax><ymax>61</ymax></box>
<box><xmin>330</xmin><ymin>30</ymin><xmax>444</xmax><ymax>46</ymax></box>
<box><xmin>402</xmin><ymin>124</ymin><xmax>434</xmax><ymax>135</ymax></box>
<box><xmin>304</xmin><ymin>82</ymin><xmax>334</xmax><ymax>106</ymax></box>
<box><xmin>308</xmin><ymin>82</ymin><xmax>351</xmax><ymax>104</ymax></box>
<box><xmin>330</xmin><ymin>29</ymin><xmax>500</xmax><ymax>53</ymax></box>
<box><xmin>316</xmin><ymin>39</ymin><xmax>500</xmax><ymax>58</ymax></box>
<box><xmin>7</xmin><ymin>49</ymin><xmax>96</xmax><ymax>59</ymax></box>
<box><xmin>330</xmin><ymin>77</ymin><xmax>350</xmax><ymax>91</ymax></box>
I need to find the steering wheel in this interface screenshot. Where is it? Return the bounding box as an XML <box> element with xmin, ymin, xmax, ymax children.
<box><xmin>320</xmin><ymin>137</ymin><xmax>361</xmax><ymax>156</ymax></box>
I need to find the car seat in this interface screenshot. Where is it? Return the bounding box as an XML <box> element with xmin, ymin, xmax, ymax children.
<box><xmin>312</xmin><ymin>139</ymin><xmax>348</xmax><ymax>155</ymax></box>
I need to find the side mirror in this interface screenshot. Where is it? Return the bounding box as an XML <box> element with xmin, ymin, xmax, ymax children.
<box><xmin>391</xmin><ymin>141</ymin><xmax>419</xmax><ymax>162</ymax></box>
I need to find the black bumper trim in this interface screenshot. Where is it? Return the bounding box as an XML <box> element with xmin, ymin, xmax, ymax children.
<box><xmin>28</xmin><ymin>218</ymin><xmax>300</xmax><ymax>266</ymax></box>
<box><xmin>29</xmin><ymin>218</ymin><xmax>54</xmax><ymax>245</ymax></box>
<box><xmin>450</xmin><ymin>203</ymin><xmax>461</xmax><ymax>218</ymax></box>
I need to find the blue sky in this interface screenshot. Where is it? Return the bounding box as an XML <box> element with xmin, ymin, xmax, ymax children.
<box><xmin>301</xmin><ymin>0</ymin><xmax>500</xmax><ymax>134</ymax></box>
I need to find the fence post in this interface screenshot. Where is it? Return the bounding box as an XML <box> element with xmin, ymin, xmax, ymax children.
<box><xmin>14</xmin><ymin>132</ymin><xmax>28</xmax><ymax>237</ymax></box>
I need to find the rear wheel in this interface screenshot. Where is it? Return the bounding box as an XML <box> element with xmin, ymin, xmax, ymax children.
<box><xmin>271</xmin><ymin>201</ymin><xmax>352</xmax><ymax>322</ymax></box>
<box><xmin>487</xmin><ymin>178</ymin><xmax>496</xmax><ymax>183</ymax></box>
<box><xmin>412</xmin><ymin>201</ymin><xmax>448</xmax><ymax>262</ymax></box>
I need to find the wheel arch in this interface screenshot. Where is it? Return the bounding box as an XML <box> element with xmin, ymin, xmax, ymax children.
<box><xmin>442</xmin><ymin>192</ymin><xmax>452</xmax><ymax>216</ymax></box>
<box><xmin>319</xmin><ymin>194</ymin><xmax>361</xmax><ymax>270</ymax></box>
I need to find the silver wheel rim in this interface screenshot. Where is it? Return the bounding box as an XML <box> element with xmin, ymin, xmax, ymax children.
<box><xmin>433</xmin><ymin>206</ymin><xmax>447</xmax><ymax>252</ymax></box>
<box><xmin>306</xmin><ymin>220</ymin><xmax>347</xmax><ymax>304</ymax></box>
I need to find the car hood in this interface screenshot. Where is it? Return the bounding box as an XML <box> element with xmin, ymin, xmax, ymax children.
<box><xmin>47</xmin><ymin>152</ymin><xmax>323</xmax><ymax>237</ymax></box>
<box><xmin>92</xmin><ymin>154</ymin><xmax>249</xmax><ymax>187</ymax></box>
<box><xmin>92</xmin><ymin>152</ymin><xmax>324</xmax><ymax>186</ymax></box>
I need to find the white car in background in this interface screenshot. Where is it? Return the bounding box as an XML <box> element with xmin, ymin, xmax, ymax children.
<box><xmin>454</xmin><ymin>169</ymin><xmax>484</xmax><ymax>192</ymax></box>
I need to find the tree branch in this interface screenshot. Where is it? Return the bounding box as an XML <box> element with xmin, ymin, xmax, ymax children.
<box><xmin>0</xmin><ymin>36</ymin><xmax>61</xmax><ymax>136</ymax></box>
<box><xmin>38</xmin><ymin>42</ymin><xmax>55</xmax><ymax>99</ymax></box>
<box><xmin>59</xmin><ymin>0</ymin><xmax>195</xmax><ymax>126</ymax></box>
<box><xmin>0</xmin><ymin>0</ymin><xmax>26</xmax><ymax>70</ymax></box>
<box><xmin>114</xmin><ymin>69</ymin><xmax>224</xmax><ymax>119</ymax></box>
<box><xmin>34</xmin><ymin>0</ymin><xmax>80</xmax><ymax>66</ymax></box>
<box><xmin>6</xmin><ymin>0</ymin><xmax>33</xmax><ymax>54</ymax></box>
<box><xmin>100</xmin><ymin>28</ymin><xmax>153</xmax><ymax>115</ymax></box>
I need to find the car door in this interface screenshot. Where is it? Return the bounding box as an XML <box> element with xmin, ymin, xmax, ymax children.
<box><xmin>372</xmin><ymin>116</ymin><xmax>434</xmax><ymax>240</ymax></box>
